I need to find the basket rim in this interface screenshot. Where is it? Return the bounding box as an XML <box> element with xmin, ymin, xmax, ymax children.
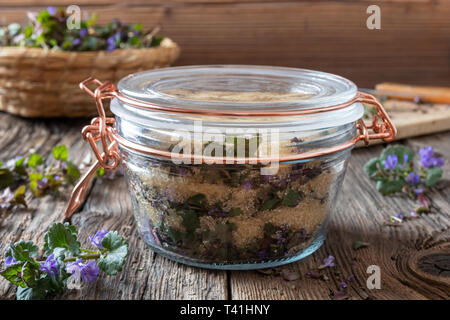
<box><xmin>0</xmin><ymin>37</ymin><xmax>179</xmax><ymax>57</ymax></box>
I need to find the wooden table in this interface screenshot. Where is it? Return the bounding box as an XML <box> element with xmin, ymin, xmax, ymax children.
<box><xmin>0</xmin><ymin>112</ymin><xmax>448</xmax><ymax>300</ymax></box>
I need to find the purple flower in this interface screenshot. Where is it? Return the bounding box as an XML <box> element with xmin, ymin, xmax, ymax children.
<box><xmin>383</xmin><ymin>154</ymin><xmax>398</xmax><ymax>170</ymax></box>
<box><xmin>66</xmin><ymin>258</ymin><xmax>83</xmax><ymax>280</ymax></box>
<box><xmin>39</xmin><ymin>254</ymin><xmax>59</xmax><ymax>277</ymax></box>
<box><xmin>0</xmin><ymin>188</ymin><xmax>14</xmax><ymax>210</ymax></box>
<box><xmin>410</xmin><ymin>211</ymin><xmax>418</xmax><ymax>218</ymax></box>
<box><xmin>339</xmin><ymin>281</ymin><xmax>347</xmax><ymax>290</ymax></box>
<box><xmin>413</xmin><ymin>188</ymin><xmax>423</xmax><ymax>195</ymax></box>
<box><xmin>406</xmin><ymin>172</ymin><xmax>420</xmax><ymax>186</ymax></box>
<box><xmin>37</xmin><ymin>177</ymin><xmax>48</xmax><ymax>189</ymax></box>
<box><xmin>258</xmin><ymin>250</ymin><xmax>268</xmax><ymax>260</ymax></box>
<box><xmin>346</xmin><ymin>274</ymin><xmax>355</xmax><ymax>282</ymax></box>
<box><xmin>432</xmin><ymin>157</ymin><xmax>444</xmax><ymax>167</ymax></box>
<box><xmin>72</xmin><ymin>38</ymin><xmax>81</xmax><ymax>46</ymax></box>
<box><xmin>47</xmin><ymin>6</ymin><xmax>56</xmax><ymax>16</ymax></box>
<box><xmin>5</xmin><ymin>256</ymin><xmax>17</xmax><ymax>266</ymax></box>
<box><xmin>319</xmin><ymin>255</ymin><xmax>335</xmax><ymax>269</ymax></box>
<box><xmin>403</xmin><ymin>154</ymin><xmax>409</xmax><ymax>164</ymax></box>
<box><xmin>394</xmin><ymin>213</ymin><xmax>404</xmax><ymax>220</ymax></box>
<box><xmin>243</xmin><ymin>179</ymin><xmax>252</xmax><ymax>190</ymax></box>
<box><xmin>54</xmin><ymin>176</ymin><xmax>61</xmax><ymax>181</ymax></box>
<box><xmin>106</xmin><ymin>36</ymin><xmax>116</xmax><ymax>52</ymax></box>
<box><xmin>66</xmin><ymin>259</ymin><xmax>99</xmax><ymax>283</ymax></box>
<box><xmin>419</xmin><ymin>146</ymin><xmax>434</xmax><ymax>159</ymax></box>
<box><xmin>79</xmin><ymin>28</ymin><xmax>87</xmax><ymax>38</ymax></box>
<box><xmin>80</xmin><ymin>261</ymin><xmax>99</xmax><ymax>282</ymax></box>
<box><xmin>107</xmin><ymin>32</ymin><xmax>121</xmax><ymax>52</ymax></box>
<box><xmin>419</xmin><ymin>146</ymin><xmax>443</xmax><ymax>168</ymax></box>
<box><xmin>89</xmin><ymin>230</ymin><xmax>109</xmax><ymax>249</ymax></box>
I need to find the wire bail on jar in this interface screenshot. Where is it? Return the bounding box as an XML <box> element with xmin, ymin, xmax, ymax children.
<box><xmin>64</xmin><ymin>77</ymin><xmax>397</xmax><ymax>219</ymax></box>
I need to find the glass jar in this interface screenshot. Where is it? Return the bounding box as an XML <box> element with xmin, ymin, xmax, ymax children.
<box><xmin>71</xmin><ymin>65</ymin><xmax>396</xmax><ymax>270</ymax></box>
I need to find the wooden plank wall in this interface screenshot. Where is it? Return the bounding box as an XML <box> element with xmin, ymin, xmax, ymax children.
<box><xmin>1</xmin><ymin>0</ymin><xmax>449</xmax><ymax>88</ymax></box>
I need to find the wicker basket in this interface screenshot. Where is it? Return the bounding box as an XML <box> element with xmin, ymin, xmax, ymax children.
<box><xmin>0</xmin><ymin>38</ymin><xmax>180</xmax><ymax>117</ymax></box>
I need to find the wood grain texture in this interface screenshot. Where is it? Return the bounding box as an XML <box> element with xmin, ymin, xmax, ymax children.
<box><xmin>1</xmin><ymin>1</ymin><xmax>449</xmax><ymax>87</ymax></box>
<box><xmin>0</xmin><ymin>111</ymin><xmax>448</xmax><ymax>300</ymax></box>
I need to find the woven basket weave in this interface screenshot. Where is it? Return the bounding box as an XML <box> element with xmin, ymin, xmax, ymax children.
<box><xmin>0</xmin><ymin>38</ymin><xmax>180</xmax><ymax>117</ymax></box>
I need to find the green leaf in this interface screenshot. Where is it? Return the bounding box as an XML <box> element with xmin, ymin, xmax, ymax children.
<box><xmin>14</xmin><ymin>157</ymin><xmax>27</xmax><ymax>176</ymax></box>
<box><xmin>52</xmin><ymin>145</ymin><xmax>68</xmax><ymax>161</ymax></box>
<box><xmin>186</xmin><ymin>194</ymin><xmax>206</xmax><ymax>207</ymax></box>
<box><xmin>1</xmin><ymin>242</ymin><xmax>40</xmax><ymax>289</ymax></box>
<box><xmin>376</xmin><ymin>179</ymin><xmax>404</xmax><ymax>195</ymax></box>
<box><xmin>364</xmin><ymin>157</ymin><xmax>380</xmax><ymax>178</ymax></box>
<box><xmin>96</xmin><ymin>167</ymin><xmax>105</xmax><ymax>176</ymax></box>
<box><xmin>0</xmin><ymin>168</ymin><xmax>14</xmax><ymax>188</ymax></box>
<box><xmin>14</xmin><ymin>185</ymin><xmax>27</xmax><ymax>208</ymax></box>
<box><xmin>20</xmin><ymin>261</ymin><xmax>38</xmax><ymax>287</ymax></box>
<box><xmin>282</xmin><ymin>189</ymin><xmax>300</xmax><ymax>207</ymax></box>
<box><xmin>1</xmin><ymin>262</ymin><xmax>27</xmax><ymax>287</ymax></box>
<box><xmin>380</xmin><ymin>145</ymin><xmax>414</xmax><ymax>164</ymax></box>
<box><xmin>65</xmin><ymin>161</ymin><xmax>81</xmax><ymax>184</ymax></box>
<box><xmin>5</xmin><ymin>241</ymin><xmax>38</xmax><ymax>265</ymax></box>
<box><xmin>425</xmin><ymin>167</ymin><xmax>443</xmax><ymax>187</ymax></box>
<box><xmin>182</xmin><ymin>209</ymin><xmax>200</xmax><ymax>232</ymax></box>
<box><xmin>261</xmin><ymin>197</ymin><xmax>281</xmax><ymax>211</ymax></box>
<box><xmin>29</xmin><ymin>172</ymin><xmax>43</xmax><ymax>194</ymax></box>
<box><xmin>16</xmin><ymin>284</ymin><xmax>47</xmax><ymax>300</ymax></box>
<box><xmin>37</xmin><ymin>9</ymin><xmax>51</xmax><ymax>23</ymax></box>
<box><xmin>166</xmin><ymin>227</ymin><xmax>184</xmax><ymax>243</ymax></box>
<box><xmin>43</xmin><ymin>223</ymin><xmax>80</xmax><ymax>256</ymax></box>
<box><xmin>98</xmin><ymin>231</ymin><xmax>128</xmax><ymax>276</ymax></box>
<box><xmin>27</xmin><ymin>153</ymin><xmax>43</xmax><ymax>169</ymax></box>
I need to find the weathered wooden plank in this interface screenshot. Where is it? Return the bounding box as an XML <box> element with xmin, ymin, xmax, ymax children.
<box><xmin>0</xmin><ymin>110</ymin><xmax>448</xmax><ymax>299</ymax></box>
<box><xmin>0</xmin><ymin>1</ymin><xmax>449</xmax><ymax>87</ymax></box>
<box><xmin>229</xmin><ymin>132</ymin><xmax>450</xmax><ymax>300</ymax></box>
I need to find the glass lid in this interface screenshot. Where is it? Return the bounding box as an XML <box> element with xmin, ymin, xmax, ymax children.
<box><xmin>117</xmin><ymin>65</ymin><xmax>358</xmax><ymax>113</ymax></box>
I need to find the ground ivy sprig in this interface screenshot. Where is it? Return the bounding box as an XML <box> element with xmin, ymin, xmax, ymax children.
<box><xmin>0</xmin><ymin>7</ymin><xmax>163</xmax><ymax>52</ymax></box>
<box><xmin>0</xmin><ymin>145</ymin><xmax>80</xmax><ymax>213</ymax></box>
<box><xmin>0</xmin><ymin>222</ymin><xmax>128</xmax><ymax>300</ymax></box>
<box><xmin>364</xmin><ymin>144</ymin><xmax>444</xmax><ymax>217</ymax></box>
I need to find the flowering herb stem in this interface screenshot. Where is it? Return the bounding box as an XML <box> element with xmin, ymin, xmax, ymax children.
<box><xmin>364</xmin><ymin>144</ymin><xmax>444</xmax><ymax>220</ymax></box>
<box><xmin>80</xmin><ymin>248</ymin><xmax>99</xmax><ymax>254</ymax></box>
<box><xmin>0</xmin><ymin>145</ymin><xmax>81</xmax><ymax>213</ymax></box>
<box><xmin>0</xmin><ymin>222</ymin><xmax>128</xmax><ymax>300</ymax></box>
<box><xmin>64</xmin><ymin>253</ymin><xmax>101</xmax><ymax>262</ymax></box>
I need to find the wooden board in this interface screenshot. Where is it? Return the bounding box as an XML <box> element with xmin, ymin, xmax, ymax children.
<box><xmin>383</xmin><ymin>100</ymin><xmax>450</xmax><ymax>142</ymax></box>
<box><xmin>1</xmin><ymin>0</ymin><xmax>449</xmax><ymax>88</ymax></box>
<box><xmin>358</xmin><ymin>100</ymin><xmax>450</xmax><ymax>147</ymax></box>
<box><xmin>0</xmin><ymin>111</ymin><xmax>449</xmax><ymax>300</ymax></box>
